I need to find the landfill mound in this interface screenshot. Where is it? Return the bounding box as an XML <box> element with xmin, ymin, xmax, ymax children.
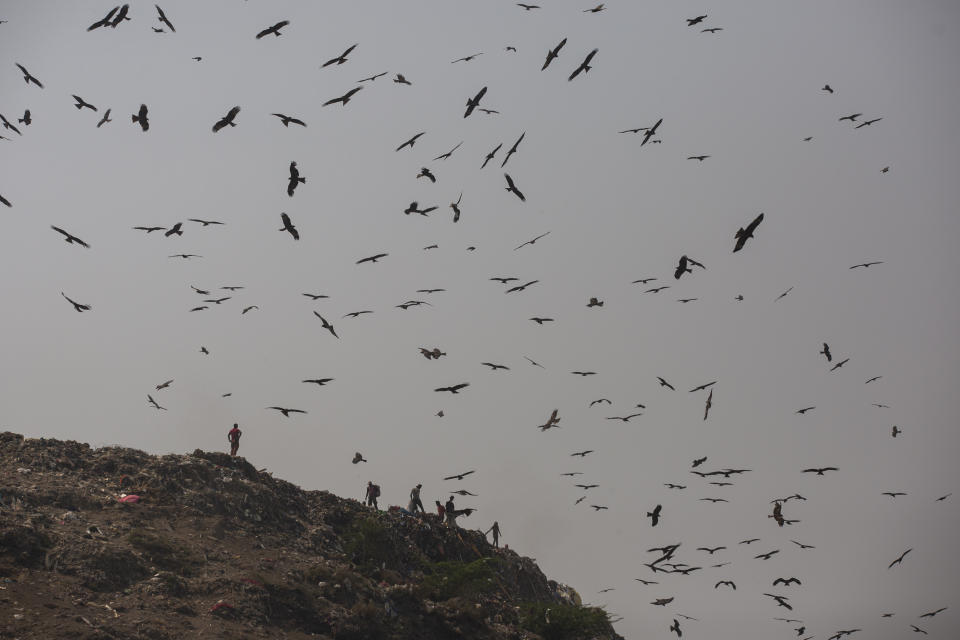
<box><xmin>0</xmin><ymin>432</ymin><xmax>622</xmax><ymax>640</ymax></box>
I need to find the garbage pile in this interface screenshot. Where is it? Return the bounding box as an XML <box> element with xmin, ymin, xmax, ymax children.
<box><xmin>0</xmin><ymin>432</ymin><xmax>622</xmax><ymax>639</ymax></box>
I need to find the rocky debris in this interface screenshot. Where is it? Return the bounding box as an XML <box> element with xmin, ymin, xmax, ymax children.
<box><xmin>0</xmin><ymin>432</ymin><xmax>622</xmax><ymax>639</ymax></box>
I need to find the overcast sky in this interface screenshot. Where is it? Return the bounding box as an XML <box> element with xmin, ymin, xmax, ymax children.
<box><xmin>2</xmin><ymin>1</ymin><xmax>959</xmax><ymax>638</ymax></box>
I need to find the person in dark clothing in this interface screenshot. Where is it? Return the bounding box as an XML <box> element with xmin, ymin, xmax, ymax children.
<box><xmin>486</xmin><ymin>521</ymin><xmax>501</xmax><ymax>547</ymax></box>
<box><xmin>228</xmin><ymin>424</ymin><xmax>242</xmax><ymax>457</ymax></box>
<box><xmin>445</xmin><ymin>496</ymin><xmax>456</xmax><ymax>526</ymax></box>
<box><xmin>365</xmin><ymin>481</ymin><xmax>380</xmax><ymax>509</ymax></box>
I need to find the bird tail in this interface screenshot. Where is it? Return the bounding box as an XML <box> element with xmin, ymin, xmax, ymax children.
<box><xmin>132</xmin><ymin>114</ymin><xmax>140</xmax><ymax>123</ymax></box>
<box><xmin>75</xmin><ymin>104</ymin><xmax>84</xmax><ymax>110</ymax></box>
<box><xmin>298</xmin><ymin>177</ymin><xmax>306</xmax><ymax>184</ymax></box>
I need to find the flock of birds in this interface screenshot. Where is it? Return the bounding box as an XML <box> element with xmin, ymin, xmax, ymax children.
<box><xmin>1</xmin><ymin>4</ymin><xmax>954</xmax><ymax>639</ymax></box>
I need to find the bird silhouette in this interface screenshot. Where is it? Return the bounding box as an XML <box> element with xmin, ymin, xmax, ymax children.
<box><xmin>268</xmin><ymin>407</ymin><xmax>307</xmax><ymax>417</ymax></box>
<box><xmin>568</xmin><ymin>49</ymin><xmax>598</xmax><ymax>81</ymax></box>
<box><xmin>504</xmin><ymin>173</ymin><xmax>525</xmax><ymax>201</ymax></box>
<box><xmin>647</xmin><ymin>504</ymin><xmax>662</xmax><ymax>526</ymax></box>
<box><xmin>887</xmin><ymin>548</ymin><xmax>912</xmax><ymax>568</ymax></box>
<box><xmin>322</xmin><ymin>44</ymin><xmax>357</xmax><ymax>67</ymax></box>
<box><xmin>256</xmin><ymin>20</ymin><xmax>289</xmax><ymax>39</ymax></box>
<box><xmin>155</xmin><ymin>5</ymin><xmax>175</xmax><ymax>32</ymax></box>
<box><xmin>212</xmin><ymin>106</ymin><xmax>240</xmax><ymax>133</ymax></box>
<box><xmin>464</xmin><ymin>86</ymin><xmax>487</xmax><ymax>118</ymax></box>
<box><xmin>61</xmin><ymin>292</ymin><xmax>91</xmax><ymax>312</ymax></box>
<box><xmin>147</xmin><ymin>394</ymin><xmax>166</xmax><ymax>410</ymax></box>
<box><xmin>15</xmin><ymin>63</ymin><xmax>43</xmax><ymax>88</ymax></box>
<box><xmin>287</xmin><ymin>161</ymin><xmax>306</xmax><ymax>196</ymax></box>
<box><xmin>303</xmin><ymin>378</ymin><xmax>334</xmax><ymax>386</ymax></box>
<box><xmin>51</xmin><ymin>226</ymin><xmax>90</xmax><ymax>248</ymax></box>
<box><xmin>323</xmin><ymin>87</ymin><xmax>363</xmax><ymax>107</ymax></box>
<box><xmin>356</xmin><ymin>253</ymin><xmax>388</xmax><ymax>264</ymax></box>
<box><xmin>542</xmin><ymin>37</ymin><xmax>567</xmax><ymax>70</ymax></box>
<box><xmin>396</xmin><ymin>132</ymin><xmax>426</xmax><ymax>151</ymax></box>
<box><xmin>435</xmin><ymin>383</ymin><xmax>470</xmax><ymax>394</ymax></box>
<box><xmin>132</xmin><ymin>104</ymin><xmax>149</xmax><ymax>131</ymax></box>
<box><xmin>501</xmin><ymin>132</ymin><xmax>525</xmax><ymax>167</ymax></box>
<box><xmin>657</xmin><ymin>377</ymin><xmax>676</xmax><ymax>391</ymax></box>
<box><xmin>443</xmin><ymin>470</ymin><xmax>475</xmax><ymax>481</ymax></box>
<box><xmin>733</xmin><ymin>213</ymin><xmax>764</xmax><ymax>252</ymax></box>
<box><xmin>272</xmin><ymin>113</ymin><xmax>307</xmax><ymax>127</ymax></box>
<box><xmin>279</xmin><ymin>212</ymin><xmax>299</xmax><ymax>240</ymax></box>
<box><xmin>313</xmin><ymin>312</ymin><xmax>338</xmax><ymax>338</ymax></box>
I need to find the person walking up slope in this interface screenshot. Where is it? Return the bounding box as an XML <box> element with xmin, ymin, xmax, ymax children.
<box><xmin>408</xmin><ymin>483</ymin><xmax>425</xmax><ymax>513</ymax></box>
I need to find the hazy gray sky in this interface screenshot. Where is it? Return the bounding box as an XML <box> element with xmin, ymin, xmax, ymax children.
<box><xmin>2</xmin><ymin>1</ymin><xmax>959</xmax><ymax>638</ymax></box>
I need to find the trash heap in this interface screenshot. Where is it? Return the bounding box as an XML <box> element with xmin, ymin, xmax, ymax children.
<box><xmin>0</xmin><ymin>432</ymin><xmax>622</xmax><ymax>640</ymax></box>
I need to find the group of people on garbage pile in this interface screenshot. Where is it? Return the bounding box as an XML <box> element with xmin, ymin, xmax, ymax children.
<box><xmin>226</xmin><ymin>423</ymin><xmax>502</xmax><ymax>547</ymax></box>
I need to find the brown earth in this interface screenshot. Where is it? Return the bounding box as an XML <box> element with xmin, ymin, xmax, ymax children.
<box><xmin>0</xmin><ymin>432</ymin><xmax>622</xmax><ymax>640</ymax></box>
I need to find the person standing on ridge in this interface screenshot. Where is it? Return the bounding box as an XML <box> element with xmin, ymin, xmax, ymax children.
<box><xmin>228</xmin><ymin>423</ymin><xmax>242</xmax><ymax>457</ymax></box>
<box><xmin>365</xmin><ymin>481</ymin><xmax>380</xmax><ymax>509</ymax></box>
<box><xmin>486</xmin><ymin>521</ymin><xmax>501</xmax><ymax>548</ymax></box>
<box><xmin>409</xmin><ymin>483</ymin><xmax>425</xmax><ymax>513</ymax></box>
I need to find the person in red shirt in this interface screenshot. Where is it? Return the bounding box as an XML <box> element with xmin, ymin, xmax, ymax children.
<box><xmin>228</xmin><ymin>423</ymin><xmax>242</xmax><ymax>457</ymax></box>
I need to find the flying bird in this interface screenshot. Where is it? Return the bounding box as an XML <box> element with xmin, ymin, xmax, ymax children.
<box><xmin>435</xmin><ymin>383</ymin><xmax>470</xmax><ymax>394</ymax></box>
<box><xmin>155</xmin><ymin>379</ymin><xmax>173</xmax><ymax>391</ymax></box>
<box><xmin>272</xmin><ymin>113</ymin><xmax>306</xmax><ymax>127</ymax></box>
<box><xmin>96</xmin><ymin>109</ymin><xmax>112</xmax><ymax>128</ymax></box>
<box><xmin>396</xmin><ymin>132</ymin><xmax>426</xmax><ymax>151</ymax></box>
<box><xmin>855</xmin><ymin>117</ymin><xmax>883</xmax><ymax>128</ymax></box>
<box><xmin>641</xmin><ymin>118</ymin><xmax>663</xmax><ymax>146</ymax></box>
<box><xmin>647</xmin><ymin>504</ymin><xmax>662</xmax><ymax>526</ymax></box>
<box><xmin>393</xmin><ymin>73</ymin><xmax>412</xmax><ymax>85</ymax></box>
<box><xmin>733</xmin><ymin>213</ymin><xmax>764</xmax><ymax>252</ymax></box>
<box><xmin>268</xmin><ymin>407</ymin><xmax>307</xmax><ymax>417</ymax></box>
<box><xmin>212</xmin><ymin>106</ymin><xmax>240</xmax><ymax>133</ymax></box>
<box><xmin>87</xmin><ymin>6</ymin><xmax>120</xmax><ymax>31</ymax></box>
<box><xmin>15</xmin><ymin>63</ymin><xmax>43</xmax><ymax>88</ymax></box>
<box><xmin>481</xmin><ymin>362</ymin><xmax>509</xmax><ymax>371</ymax></box>
<box><xmin>323</xmin><ymin>86</ymin><xmax>363</xmax><ymax>107</ymax></box>
<box><xmin>356</xmin><ymin>253</ymin><xmax>388</xmax><ymax>264</ymax></box>
<box><xmin>830</xmin><ymin>358</ymin><xmax>850</xmax><ymax>371</ymax></box>
<box><xmin>539</xmin><ymin>409</ymin><xmax>561</xmax><ymax>431</ymax></box>
<box><xmin>322</xmin><ymin>44</ymin><xmax>358</xmax><ymax>67</ymax></box>
<box><xmin>703</xmin><ymin>389</ymin><xmax>713</xmax><ymax>420</ymax></box>
<box><xmin>147</xmin><ymin>394</ymin><xmax>166</xmax><ymax>410</ymax></box>
<box><xmin>657</xmin><ymin>377</ymin><xmax>675</xmax><ymax>390</ymax></box>
<box><xmin>504</xmin><ymin>174</ymin><xmax>525</xmax><ymax>201</ymax></box>
<box><xmin>501</xmin><ymin>132</ymin><xmax>525</xmax><ymax>167</ymax></box>
<box><xmin>887</xmin><ymin>548</ymin><xmax>912</xmax><ymax>569</ymax></box>
<box><xmin>434</xmin><ymin>142</ymin><xmax>463</xmax><ymax>161</ymax></box>
<box><xmin>449</xmin><ymin>193</ymin><xmax>463</xmax><ymax>222</ymax></box>
<box><xmin>482</xmin><ymin>143</ymin><xmax>502</xmax><ymax>168</ymax></box>
<box><xmin>443</xmin><ymin>470</ymin><xmax>475</xmax><ymax>481</ymax></box>
<box><xmin>313</xmin><ymin>311</ymin><xmax>338</xmax><ymax>338</ymax></box>
<box><xmin>802</xmin><ymin>467</ymin><xmax>838</xmax><ymax>475</ymax></box>
<box><xmin>256</xmin><ymin>20</ymin><xmax>289</xmax><ymax>39</ymax></box>
<box><xmin>568</xmin><ymin>49</ymin><xmax>598</xmax><ymax>81</ymax></box>
<box><xmin>796</xmin><ymin>407</ymin><xmax>815</xmax><ymax>415</ymax></box>
<box><xmin>715</xmin><ymin>580</ymin><xmax>736</xmax><ymax>590</ymax></box>
<box><xmin>839</xmin><ymin>113</ymin><xmax>862</xmax><ymax>122</ymax></box>
<box><xmin>515</xmin><ymin>231</ymin><xmax>550</xmax><ymax>250</ymax></box>
<box><xmin>352</xmin><ymin>452</ymin><xmax>366</xmax><ymax>464</ymax></box>
<box><xmin>505</xmin><ymin>280</ymin><xmax>538</xmax><ymax>293</ymax></box>
<box><xmin>464</xmin><ymin>86</ymin><xmax>487</xmax><ymax>118</ymax></box>
<box><xmin>279</xmin><ymin>213</ymin><xmax>299</xmax><ymax>240</ymax></box>
<box><xmin>51</xmin><ymin>226</ymin><xmax>90</xmax><ymax>248</ymax></box>
<box><xmin>850</xmin><ymin>261</ymin><xmax>883</xmax><ymax>269</ymax></box>
<box><xmin>287</xmin><ymin>161</ymin><xmax>306</xmax><ymax>196</ymax></box>
<box><xmin>72</xmin><ymin>95</ymin><xmax>97</xmax><ymax>111</ymax></box>
<box><xmin>61</xmin><ymin>292</ymin><xmax>91</xmax><ymax>312</ymax></box>
<box><xmin>542</xmin><ymin>37</ymin><xmax>567</xmax><ymax>70</ymax></box>
<box><xmin>155</xmin><ymin>5</ymin><xmax>175</xmax><ymax>32</ymax></box>
<box><xmin>131</xmin><ymin>104</ymin><xmax>149</xmax><ymax>131</ymax></box>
